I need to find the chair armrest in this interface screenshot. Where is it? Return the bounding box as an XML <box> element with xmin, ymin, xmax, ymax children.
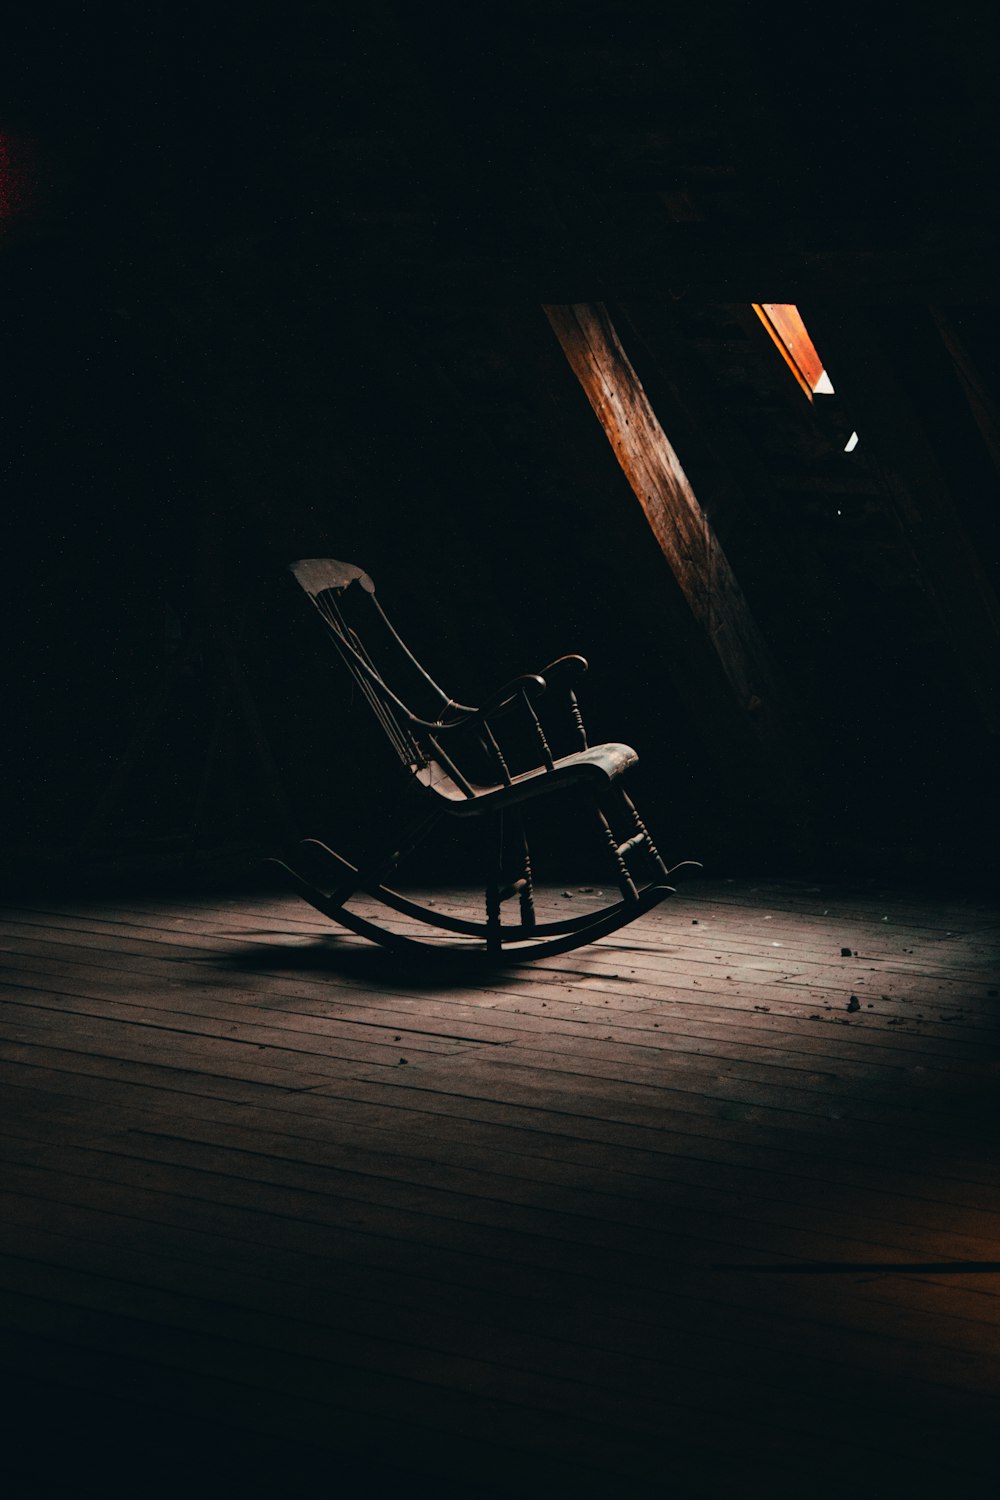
<box><xmin>537</xmin><ymin>655</ymin><xmax>590</xmax><ymax>750</ymax></box>
<box><xmin>438</xmin><ymin>663</ymin><xmax>584</xmax><ymax>729</ymax></box>
<box><xmin>472</xmin><ymin>661</ymin><xmax>586</xmax><ymax>719</ymax></box>
<box><xmin>470</xmin><ymin>673</ymin><xmax>548</xmax><ymax>722</ymax></box>
<box><xmin>427</xmin><ymin>673</ymin><xmax>551</xmax><ymax>783</ymax></box>
<box><xmin>539</xmin><ymin>655</ymin><xmax>589</xmax><ymax>689</ymax></box>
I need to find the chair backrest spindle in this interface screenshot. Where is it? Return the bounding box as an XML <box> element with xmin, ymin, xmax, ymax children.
<box><xmin>289</xmin><ymin>558</ymin><xmax>457</xmax><ymax>777</ymax></box>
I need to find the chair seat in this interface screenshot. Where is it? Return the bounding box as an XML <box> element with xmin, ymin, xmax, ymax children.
<box><xmin>415</xmin><ymin>741</ymin><xmax>639</xmax><ymax>815</ymax></box>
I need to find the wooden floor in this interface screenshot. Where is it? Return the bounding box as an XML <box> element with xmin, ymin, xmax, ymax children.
<box><xmin>2</xmin><ymin>874</ymin><xmax>999</xmax><ymax>1498</ymax></box>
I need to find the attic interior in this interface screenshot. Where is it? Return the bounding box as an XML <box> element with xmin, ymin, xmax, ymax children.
<box><xmin>3</xmin><ymin>6</ymin><xmax>1000</xmax><ymax>1497</ymax></box>
<box><xmin>5</xmin><ymin>2</ymin><xmax>1000</xmax><ymax>886</ymax></box>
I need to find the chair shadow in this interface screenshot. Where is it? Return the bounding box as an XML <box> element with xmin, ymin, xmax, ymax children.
<box><xmin>206</xmin><ymin>934</ymin><xmax>531</xmax><ymax>992</ymax></box>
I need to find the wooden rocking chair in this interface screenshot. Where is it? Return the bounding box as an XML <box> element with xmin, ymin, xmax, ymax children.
<box><xmin>274</xmin><ymin>559</ymin><xmax>698</xmax><ymax>962</ymax></box>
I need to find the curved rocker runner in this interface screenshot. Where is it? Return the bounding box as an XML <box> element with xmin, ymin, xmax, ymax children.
<box><xmin>274</xmin><ymin>558</ymin><xmax>699</xmax><ymax>962</ymax></box>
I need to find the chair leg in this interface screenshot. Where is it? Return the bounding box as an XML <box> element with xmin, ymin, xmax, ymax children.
<box><xmin>618</xmin><ymin>788</ymin><xmax>670</xmax><ymax>881</ymax></box>
<box><xmin>485</xmin><ymin>811</ymin><xmax>536</xmax><ymax>949</ymax></box>
<box><xmin>514</xmin><ymin>811</ymin><xmax>536</xmax><ymax>931</ymax></box>
<box><xmin>485</xmin><ymin>814</ymin><xmax>505</xmax><ymax>957</ymax></box>
<box><xmin>595</xmin><ymin>797</ymin><xmax>639</xmax><ymax>902</ymax></box>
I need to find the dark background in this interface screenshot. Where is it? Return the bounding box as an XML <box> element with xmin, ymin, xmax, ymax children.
<box><xmin>3</xmin><ymin>3</ymin><xmax>998</xmax><ymax>890</ymax></box>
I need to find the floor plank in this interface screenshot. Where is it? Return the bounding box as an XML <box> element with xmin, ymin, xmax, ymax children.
<box><xmin>1</xmin><ymin>875</ymin><xmax>998</xmax><ymax>1498</ymax></box>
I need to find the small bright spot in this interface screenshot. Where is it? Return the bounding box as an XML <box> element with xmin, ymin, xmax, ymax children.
<box><xmin>844</xmin><ymin>431</ymin><xmax>860</xmax><ymax>452</ymax></box>
<box><xmin>813</xmin><ymin>369</ymin><xmax>835</xmax><ymax>395</ymax></box>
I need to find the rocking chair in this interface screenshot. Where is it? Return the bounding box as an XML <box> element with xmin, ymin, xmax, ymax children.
<box><xmin>274</xmin><ymin>558</ymin><xmax>697</xmax><ymax>962</ymax></box>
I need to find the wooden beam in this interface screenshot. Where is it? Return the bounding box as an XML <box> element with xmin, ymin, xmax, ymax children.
<box><xmin>542</xmin><ymin>301</ymin><xmax>810</xmax><ymax>805</ymax></box>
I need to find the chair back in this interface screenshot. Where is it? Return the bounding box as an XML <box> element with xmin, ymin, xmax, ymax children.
<box><xmin>289</xmin><ymin>558</ymin><xmax>459</xmax><ymax>775</ymax></box>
